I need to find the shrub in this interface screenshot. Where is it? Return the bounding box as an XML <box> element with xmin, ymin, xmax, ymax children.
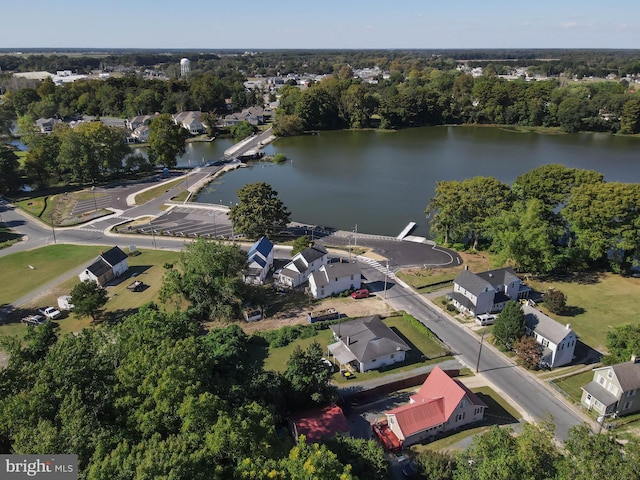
<box><xmin>272</xmin><ymin>153</ymin><xmax>287</xmax><ymax>163</ymax></box>
<box><xmin>446</xmin><ymin>304</ymin><xmax>457</xmax><ymax>312</ymax></box>
<box><xmin>544</xmin><ymin>288</ymin><xmax>567</xmax><ymax>314</ymax></box>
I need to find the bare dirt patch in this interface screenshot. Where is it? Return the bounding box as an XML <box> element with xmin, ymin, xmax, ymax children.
<box><xmin>222</xmin><ymin>296</ymin><xmax>396</xmax><ymax>335</ymax></box>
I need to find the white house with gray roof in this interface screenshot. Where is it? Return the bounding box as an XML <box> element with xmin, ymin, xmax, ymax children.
<box><xmin>277</xmin><ymin>245</ymin><xmax>328</xmax><ymax>288</ymax></box>
<box><xmin>449</xmin><ymin>267</ymin><xmax>530</xmax><ymax>315</ymax></box>
<box><xmin>308</xmin><ymin>262</ymin><xmax>361</xmax><ymax>299</ymax></box>
<box><xmin>581</xmin><ymin>357</ymin><xmax>640</xmax><ymax>416</ymax></box>
<box><xmin>328</xmin><ymin>316</ymin><xmax>410</xmax><ymax>373</ymax></box>
<box><xmin>522</xmin><ymin>304</ymin><xmax>577</xmax><ymax>368</ymax></box>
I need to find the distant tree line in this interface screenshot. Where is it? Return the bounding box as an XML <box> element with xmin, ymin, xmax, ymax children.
<box><xmin>426</xmin><ymin>164</ymin><xmax>640</xmax><ymax>275</ymax></box>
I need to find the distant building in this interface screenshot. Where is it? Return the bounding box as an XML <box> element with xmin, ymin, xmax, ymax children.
<box><xmin>78</xmin><ymin>246</ymin><xmax>129</xmax><ymax>286</ymax></box>
<box><xmin>180</xmin><ymin>58</ymin><xmax>191</xmax><ymax>76</ymax></box>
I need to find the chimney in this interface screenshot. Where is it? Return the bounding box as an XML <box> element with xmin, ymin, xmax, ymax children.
<box><xmin>566</xmin><ymin>323</ymin><xmax>571</xmax><ymax>330</ymax></box>
<box><xmin>465</xmin><ymin>265</ymin><xmax>469</xmax><ymax>270</ymax></box>
<box><xmin>346</xmin><ymin>336</ymin><xmax>350</xmax><ymax>346</ymax></box>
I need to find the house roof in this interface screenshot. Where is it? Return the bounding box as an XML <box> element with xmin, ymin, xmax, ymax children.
<box><xmin>278</xmin><ymin>267</ymin><xmax>300</xmax><ymax>279</ymax></box>
<box><xmin>582</xmin><ymin>380</ymin><xmax>619</xmax><ymax>408</ymax></box>
<box><xmin>248</xmin><ymin>255</ymin><xmax>267</xmax><ymax>269</ymax></box>
<box><xmin>612</xmin><ymin>361</ymin><xmax>640</xmax><ymax>391</ymax></box>
<box><xmin>299</xmin><ymin>245</ymin><xmax>328</xmax><ymax>264</ymax></box>
<box><xmin>85</xmin><ymin>258</ymin><xmax>111</xmax><ymax>278</ymax></box>
<box><xmin>101</xmin><ymin>246</ymin><xmax>128</xmax><ymax>267</ymax></box>
<box><xmin>476</xmin><ymin>267</ymin><xmax>519</xmax><ymax>289</ymax></box>
<box><xmin>248</xmin><ymin>236</ymin><xmax>273</xmax><ymax>259</ymax></box>
<box><xmin>387</xmin><ymin>366</ymin><xmax>486</xmax><ymax>437</ymax></box>
<box><xmin>454</xmin><ymin>269</ymin><xmax>493</xmax><ymax>296</ymax></box>
<box><xmin>594</xmin><ymin>361</ymin><xmax>640</xmax><ymax>392</ymax></box>
<box><xmin>313</xmin><ymin>262</ymin><xmax>360</xmax><ymax>286</ymax></box>
<box><xmin>329</xmin><ymin>316</ymin><xmax>410</xmax><ymax>363</ymax></box>
<box><xmin>289</xmin><ymin>404</ymin><xmax>350</xmax><ymax>443</ymax></box>
<box><xmin>448</xmin><ymin>291</ymin><xmax>476</xmax><ymax>311</ymax></box>
<box><xmin>523</xmin><ymin>304</ymin><xmax>576</xmax><ymax>345</ymax></box>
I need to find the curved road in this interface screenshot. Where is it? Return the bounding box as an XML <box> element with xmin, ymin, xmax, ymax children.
<box><xmin>0</xmin><ymin>175</ymin><xmax>589</xmax><ymax>442</ymax></box>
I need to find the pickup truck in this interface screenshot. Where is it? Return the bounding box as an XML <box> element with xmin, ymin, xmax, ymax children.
<box><xmin>22</xmin><ymin>315</ymin><xmax>47</xmax><ymax>326</ymax></box>
<box><xmin>39</xmin><ymin>306</ymin><xmax>62</xmax><ymax>319</ymax></box>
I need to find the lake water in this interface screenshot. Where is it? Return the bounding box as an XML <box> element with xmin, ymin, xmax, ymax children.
<box><xmin>193</xmin><ymin>126</ymin><xmax>640</xmax><ymax>236</ymax></box>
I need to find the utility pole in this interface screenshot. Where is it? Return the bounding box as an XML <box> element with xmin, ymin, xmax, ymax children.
<box><xmin>151</xmin><ymin>228</ymin><xmax>157</xmax><ymax>249</ymax></box>
<box><xmin>383</xmin><ymin>260</ymin><xmax>389</xmax><ymax>299</ymax></box>
<box><xmin>51</xmin><ymin>216</ymin><xmax>57</xmax><ymax>244</ymax></box>
<box><xmin>91</xmin><ymin>185</ymin><xmax>98</xmax><ymax>212</ymax></box>
<box><xmin>475</xmin><ymin>333</ymin><xmax>485</xmax><ymax>373</ymax></box>
<box><xmin>354</xmin><ymin>224</ymin><xmax>357</xmax><ymax>249</ymax></box>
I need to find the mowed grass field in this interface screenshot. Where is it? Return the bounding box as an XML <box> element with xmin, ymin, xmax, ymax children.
<box><xmin>530</xmin><ymin>273</ymin><xmax>640</xmax><ymax>352</ymax></box>
<box><xmin>0</xmin><ymin>246</ymin><xmax>181</xmax><ymax>339</ymax></box>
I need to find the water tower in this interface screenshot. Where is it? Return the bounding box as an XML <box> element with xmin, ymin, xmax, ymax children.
<box><xmin>180</xmin><ymin>58</ymin><xmax>191</xmax><ymax>76</ymax></box>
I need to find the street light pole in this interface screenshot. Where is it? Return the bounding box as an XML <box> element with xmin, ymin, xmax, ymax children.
<box><xmin>383</xmin><ymin>260</ymin><xmax>389</xmax><ymax>299</ymax></box>
<box><xmin>91</xmin><ymin>185</ymin><xmax>98</xmax><ymax>212</ymax></box>
<box><xmin>476</xmin><ymin>333</ymin><xmax>485</xmax><ymax>373</ymax></box>
<box><xmin>354</xmin><ymin>224</ymin><xmax>357</xmax><ymax>249</ymax></box>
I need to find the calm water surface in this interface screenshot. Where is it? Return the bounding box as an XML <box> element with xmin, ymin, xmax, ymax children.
<box><xmin>195</xmin><ymin>127</ymin><xmax>640</xmax><ymax>236</ymax></box>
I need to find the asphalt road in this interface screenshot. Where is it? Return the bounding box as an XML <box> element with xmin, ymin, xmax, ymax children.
<box><xmin>358</xmin><ymin>261</ymin><xmax>589</xmax><ymax>442</ymax></box>
<box><xmin>0</xmin><ymin>173</ymin><xmax>589</xmax><ymax>442</ymax></box>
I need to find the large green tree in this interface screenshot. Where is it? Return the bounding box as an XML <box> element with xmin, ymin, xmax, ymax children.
<box><xmin>0</xmin><ymin>143</ymin><xmax>22</xmax><ymax>194</ymax></box>
<box><xmin>229</xmin><ymin>182</ymin><xmax>290</xmax><ymax>240</ymax></box>
<box><xmin>69</xmin><ymin>280</ymin><xmax>108</xmax><ymax>322</ymax></box>
<box><xmin>147</xmin><ymin>113</ymin><xmax>189</xmax><ymax>167</ymax></box>
<box><xmin>284</xmin><ymin>341</ymin><xmax>337</xmax><ymax>408</ymax></box>
<box><xmin>492</xmin><ymin>301</ymin><xmax>525</xmax><ymax>350</ymax></box>
<box><xmin>602</xmin><ymin>324</ymin><xmax>640</xmax><ymax>365</ymax></box>
<box><xmin>160</xmin><ymin>238</ymin><xmax>247</xmax><ymax>321</ymax></box>
<box><xmin>426</xmin><ymin>176</ymin><xmax>513</xmax><ymax>249</ymax></box>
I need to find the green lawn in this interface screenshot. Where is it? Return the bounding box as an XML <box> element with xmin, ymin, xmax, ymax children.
<box><xmin>529</xmin><ymin>273</ymin><xmax>640</xmax><ymax>352</ymax></box>
<box><xmin>262</xmin><ymin>315</ymin><xmax>449</xmax><ymax>380</ymax></box>
<box><xmin>134</xmin><ymin>178</ymin><xmax>186</xmax><ymax>205</ymax></box>
<box><xmin>551</xmin><ymin>370</ymin><xmax>594</xmax><ymax>405</ymax></box>
<box><xmin>0</xmin><ymin>244</ymin><xmax>105</xmax><ymax>306</ymax></box>
<box><xmin>0</xmin><ymin>247</ymin><xmax>182</xmax><ymax>339</ymax></box>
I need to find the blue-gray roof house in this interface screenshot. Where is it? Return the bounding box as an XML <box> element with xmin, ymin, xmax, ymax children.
<box><xmin>243</xmin><ymin>237</ymin><xmax>274</xmax><ymax>285</ymax></box>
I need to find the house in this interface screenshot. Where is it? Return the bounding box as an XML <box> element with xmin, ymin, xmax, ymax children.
<box><xmin>131</xmin><ymin>125</ymin><xmax>149</xmax><ymax>143</ymax></box>
<box><xmin>449</xmin><ymin>267</ymin><xmax>530</xmax><ymax>315</ymax></box>
<box><xmin>243</xmin><ymin>236</ymin><xmax>274</xmax><ymax>285</ymax></box>
<box><xmin>172</xmin><ymin>111</ymin><xmax>206</xmax><ymax>134</ymax></box>
<box><xmin>277</xmin><ymin>245</ymin><xmax>328</xmax><ymax>288</ymax></box>
<box><xmin>308</xmin><ymin>262</ymin><xmax>361</xmax><ymax>299</ymax></box>
<box><xmin>328</xmin><ymin>316</ymin><xmax>410</xmax><ymax>373</ymax></box>
<box><xmin>222</xmin><ymin>106</ymin><xmax>265</xmax><ymax>126</ymax></box>
<box><xmin>78</xmin><ymin>246</ymin><xmax>129</xmax><ymax>286</ymax></box>
<box><xmin>581</xmin><ymin>356</ymin><xmax>640</xmax><ymax>417</ymax></box>
<box><xmin>35</xmin><ymin>117</ymin><xmax>59</xmax><ymax>133</ymax></box>
<box><xmin>384</xmin><ymin>366</ymin><xmax>487</xmax><ymax>447</ymax></box>
<box><xmin>125</xmin><ymin>114</ymin><xmax>157</xmax><ymax>131</ymax></box>
<box><xmin>289</xmin><ymin>404</ymin><xmax>350</xmax><ymax>443</ymax></box>
<box><xmin>522</xmin><ymin>304</ymin><xmax>577</xmax><ymax>368</ymax></box>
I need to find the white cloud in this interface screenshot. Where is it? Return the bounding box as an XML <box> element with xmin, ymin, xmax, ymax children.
<box><xmin>562</xmin><ymin>21</ymin><xmax>578</xmax><ymax>28</ymax></box>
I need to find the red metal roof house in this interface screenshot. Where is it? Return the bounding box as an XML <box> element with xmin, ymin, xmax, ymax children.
<box><xmin>289</xmin><ymin>404</ymin><xmax>350</xmax><ymax>444</ymax></box>
<box><xmin>384</xmin><ymin>367</ymin><xmax>486</xmax><ymax>447</ymax></box>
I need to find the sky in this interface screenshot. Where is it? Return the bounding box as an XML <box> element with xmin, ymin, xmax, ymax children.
<box><xmin>2</xmin><ymin>0</ymin><xmax>638</xmax><ymax>50</ymax></box>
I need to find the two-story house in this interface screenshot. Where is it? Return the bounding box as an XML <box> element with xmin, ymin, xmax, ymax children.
<box><xmin>581</xmin><ymin>356</ymin><xmax>640</xmax><ymax>416</ymax></box>
<box><xmin>522</xmin><ymin>304</ymin><xmax>577</xmax><ymax>368</ymax></box>
<box><xmin>384</xmin><ymin>366</ymin><xmax>487</xmax><ymax>447</ymax></box>
<box><xmin>308</xmin><ymin>262</ymin><xmax>361</xmax><ymax>299</ymax></box>
<box><xmin>449</xmin><ymin>267</ymin><xmax>530</xmax><ymax>315</ymax></box>
<box><xmin>242</xmin><ymin>236</ymin><xmax>274</xmax><ymax>285</ymax></box>
<box><xmin>277</xmin><ymin>245</ymin><xmax>328</xmax><ymax>288</ymax></box>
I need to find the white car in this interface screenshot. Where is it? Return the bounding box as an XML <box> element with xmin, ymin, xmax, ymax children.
<box><xmin>39</xmin><ymin>306</ymin><xmax>62</xmax><ymax>320</ymax></box>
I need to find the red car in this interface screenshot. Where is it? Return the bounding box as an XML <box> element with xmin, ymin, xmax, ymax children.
<box><xmin>351</xmin><ymin>288</ymin><xmax>370</xmax><ymax>299</ymax></box>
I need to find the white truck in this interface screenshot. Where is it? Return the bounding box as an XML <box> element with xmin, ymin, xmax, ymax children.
<box><xmin>39</xmin><ymin>306</ymin><xmax>62</xmax><ymax>320</ymax></box>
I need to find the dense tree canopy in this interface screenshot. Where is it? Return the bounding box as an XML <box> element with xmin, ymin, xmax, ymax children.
<box><xmin>147</xmin><ymin>113</ymin><xmax>189</xmax><ymax>167</ymax></box>
<box><xmin>229</xmin><ymin>182</ymin><xmax>291</xmax><ymax>240</ymax></box>
<box><xmin>0</xmin><ymin>143</ymin><xmax>21</xmax><ymax>194</ymax></box>
<box><xmin>160</xmin><ymin>238</ymin><xmax>247</xmax><ymax>321</ymax></box>
<box><xmin>493</xmin><ymin>301</ymin><xmax>525</xmax><ymax>350</ymax></box>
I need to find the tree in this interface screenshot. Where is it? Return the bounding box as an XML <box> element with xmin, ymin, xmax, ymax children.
<box><xmin>417</xmin><ymin>450</ymin><xmax>456</xmax><ymax>480</ymax></box>
<box><xmin>492</xmin><ymin>301</ymin><xmax>525</xmax><ymax>350</ymax></box>
<box><xmin>229</xmin><ymin>182</ymin><xmax>290</xmax><ymax>240</ymax></box>
<box><xmin>543</xmin><ymin>288</ymin><xmax>567</xmax><ymax>314</ymax></box>
<box><xmin>602</xmin><ymin>324</ymin><xmax>640</xmax><ymax>365</ymax></box>
<box><xmin>563</xmin><ymin>182</ymin><xmax>640</xmax><ymax>272</ymax></box>
<box><xmin>69</xmin><ymin>280</ymin><xmax>108</xmax><ymax>322</ymax></box>
<box><xmin>487</xmin><ymin>199</ymin><xmax>562</xmax><ymax>274</ymax></box>
<box><xmin>0</xmin><ymin>144</ymin><xmax>22</xmax><ymax>194</ymax></box>
<box><xmin>513</xmin><ymin>335</ymin><xmax>543</xmax><ymax>369</ymax></box>
<box><xmin>147</xmin><ymin>113</ymin><xmax>189</xmax><ymax>167</ymax></box>
<box><xmin>159</xmin><ymin>238</ymin><xmax>247</xmax><ymax>321</ymax></box>
<box><xmin>230</xmin><ymin>121</ymin><xmax>256</xmax><ymax>142</ymax></box>
<box><xmin>324</xmin><ymin>434</ymin><xmax>389</xmax><ymax>480</ymax></box>
<box><xmin>291</xmin><ymin>235</ymin><xmax>312</xmax><ymax>256</ymax></box>
<box><xmin>426</xmin><ymin>177</ymin><xmax>513</xmax><ymax>249</ymax></box>
<box><xmin>619</xmin><ymin>98</ymin><xmax>640</xmax><ymax>134</ymax></box>
<box><xmin>273</xmin><ymin>113</ymin><xmax>304</xmax><ymax>137</ymax></box>
<box><xmin>284</xmin><ymin>341</ymin><xmax>337</xmax><ymax>408</ymax></box>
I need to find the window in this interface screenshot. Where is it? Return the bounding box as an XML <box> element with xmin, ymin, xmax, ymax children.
<box><xmin>607</xmin><ymin>370</ymin><xmax>613</xmax><ymax>379</ymax></box>
<box><xmin>586</xmin><ymin>394</ymin><xmax>592</xmax><ymax>402</ymax></box>
<box><xmin>624</xmin><ymin>401</ymin><xmax>631</xmax><ymax>410</ymax></box>
<box><xmin>627</xmin><ymin>389</ymin><xmax>637</xmax><ymax>397</ymax></box>
<box><xmin>541</xmin><ymin>338</ymin><xmax>549</xmax><ymax>348</ymax></box>
<box><xmin>598</xmin><ymin>375</ymin><xmax>605</xmax><ymax>386</ymax></box>
<box><xmin>608</xmin><ymin>384</ymin><xmax>618</xmax><ymax>395</ymax></box>
<box><xmin>459</xmin><ymin>399</ymin><xmax>465</xmax><ymax>409</ymax></box>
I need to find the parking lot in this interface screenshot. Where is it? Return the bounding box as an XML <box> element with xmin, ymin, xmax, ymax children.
<box><xmin>133</xmin><ymin>205</ymin><xmax>233</xmax><ymax>239</ymax></box>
